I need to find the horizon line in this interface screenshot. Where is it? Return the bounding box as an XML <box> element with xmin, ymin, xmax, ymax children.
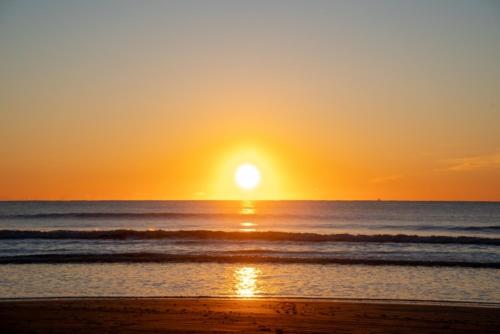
<box><xmin>0</xmin><ymin>199</ymin><xmax>499</xmax><ymax>203</ymax></box>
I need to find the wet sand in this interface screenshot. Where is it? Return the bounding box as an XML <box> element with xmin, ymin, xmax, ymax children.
<box><xmin>0</xmin><ymin>298</ymin><xmax>498</xmax><ymax>333</ymax></box>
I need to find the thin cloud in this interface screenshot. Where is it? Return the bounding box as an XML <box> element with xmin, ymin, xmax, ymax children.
<box><xmin>442</xmin><ymin>152</ymin><xmax>500</xmax><ymax>172</ymax></box>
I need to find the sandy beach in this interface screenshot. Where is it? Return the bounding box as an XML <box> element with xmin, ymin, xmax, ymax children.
<box><xmin>0</xmin><ymin>298</ymin><xmax>498</xmax><ymax>333</ymax></box>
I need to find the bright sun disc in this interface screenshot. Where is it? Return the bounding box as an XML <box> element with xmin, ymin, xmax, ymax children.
<box><xmin>235</xmin><ymin>164</ymin><xmax>261</xmax><ymax>190</ymax></box>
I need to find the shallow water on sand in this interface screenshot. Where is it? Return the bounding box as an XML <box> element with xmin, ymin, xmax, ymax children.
<box><xmin>0</xmin><ymin>263</ymin><xmax>498</xmax><ymax>303</ymax></box>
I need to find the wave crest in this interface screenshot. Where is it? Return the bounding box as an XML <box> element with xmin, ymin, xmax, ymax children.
<box><xmin>0</xmin><ymin>229</ymin><xmax>498</xmax><ymax>245</ymax></box>
<box><xmin>0</xmin><ymin>252</ymin><xmax>497</xmax><ymax>268</ymax></box>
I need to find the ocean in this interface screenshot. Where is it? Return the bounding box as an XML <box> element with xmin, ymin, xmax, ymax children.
<box><xmin>0</xmin><ymin>201</ymin><xmax>499</xmax><ymax>302</ymax></box>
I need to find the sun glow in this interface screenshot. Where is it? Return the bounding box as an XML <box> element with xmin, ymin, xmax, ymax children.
<box><xmin>235</xmin><ymin>164</ymin><xmax>261</xmax><ymax>190</ymax></box>
<box><xmin>211</xmin><ymin>145</ymin><xmax>285</xmax><ymax>199</ymax></box>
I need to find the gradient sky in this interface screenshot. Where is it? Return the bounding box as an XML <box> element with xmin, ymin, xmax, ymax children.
<box><xmin>1</xmin><ymin>0</ymin><xmax>499</xmax><ymax>200</ymax></box>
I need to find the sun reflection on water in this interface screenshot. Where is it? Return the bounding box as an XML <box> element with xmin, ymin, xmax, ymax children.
<box><xmin>239</xmin><ymin>200</ymin><xmax>256</xmax><ymax>215</ymax></box>
<box><xmin>234</xmin><ymin>267</ymin><xmax>260</xmax><ymax>297</ymax></box>
<box><xmin>239</xmin><ymin>221</ymin><xmax>257</xmax><ymax>232</ymax></box>
<box><xmin>239</xmin><ymin>201</ymin><xmax>257</xmax><ymax>232</ymax></box>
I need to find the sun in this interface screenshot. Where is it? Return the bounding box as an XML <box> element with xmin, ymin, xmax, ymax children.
<box><xmin>235</xmin><ymin>163</ymin><xmax>261</xmax><ymax>190</ymax></box>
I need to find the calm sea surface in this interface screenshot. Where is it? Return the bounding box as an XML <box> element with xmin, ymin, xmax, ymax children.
<box><xmin>0</xmin><ymin>201</ymin><xmax>499</xmax><ymax>302</ymax></box>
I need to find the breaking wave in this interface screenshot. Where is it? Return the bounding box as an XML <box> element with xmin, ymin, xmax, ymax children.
<box><xmin>0</xmin><ymin>229</ymin><xmax>498</xmax><ymax>245</ymax></box>
<box><xmin>0</xmin><ymin>212</ymin><xmax>259</xmax><ymax>219</ymax></box>
<box><xmin>0</xmin><ymin>252</ymin><xmax>497</xmax><ymax>268</ymax></box>
<box><xmin>2</xmin><ymin>212</ymin><xmax>499</xmax><ymax>233</ymax></box>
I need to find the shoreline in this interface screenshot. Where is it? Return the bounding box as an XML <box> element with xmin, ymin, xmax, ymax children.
<box><xmin>1</xmin><ymin>297</ymin><xmax>499</xmax><ymax>333</ymax></box>
<box><xmin>1</xmin><ymin>296</ymin><xmax>499</xmax><ymax>308</ymax></box>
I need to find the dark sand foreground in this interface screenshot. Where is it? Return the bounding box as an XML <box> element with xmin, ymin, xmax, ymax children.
<box><xmin>0</xmin><ymin>298</ymin><xmax>499</xmax><ymax>333</ymax></box>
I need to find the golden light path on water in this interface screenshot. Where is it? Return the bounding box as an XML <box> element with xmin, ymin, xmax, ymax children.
<box><xmin>234</xmin><ymin>267</ymin><xmax>261</xmax><ymax>297</ymax></box>
<box><xmin>234</xmin><ymin>201</ymin><xmax>260</xmax><ymax>297</ymax></box>
<box><xmin>239</xmin><ymin>221</ymin><xmax>256</xmax><ymax>232</ymax></box>
<box><xmin>239</xmin><ymin>200</ymin><xmax>257</xmax><ymax>232</ymax></box>
<box><xmin>239</xmin><ymin>202</ymin><xmax>255</xmax><ymax>215</ymax></box>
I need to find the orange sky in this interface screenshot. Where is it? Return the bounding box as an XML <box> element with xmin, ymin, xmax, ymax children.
<box><xmin>0</xmin><ymin>1</ymin><xmax>499</xmax><ymax>200</ymax></box>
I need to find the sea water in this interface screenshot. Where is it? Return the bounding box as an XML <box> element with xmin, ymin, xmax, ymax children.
<box><xmin>0</xmin><ymin>201</ymin><xmax>498</xmax><ymax>302</ymax></box>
